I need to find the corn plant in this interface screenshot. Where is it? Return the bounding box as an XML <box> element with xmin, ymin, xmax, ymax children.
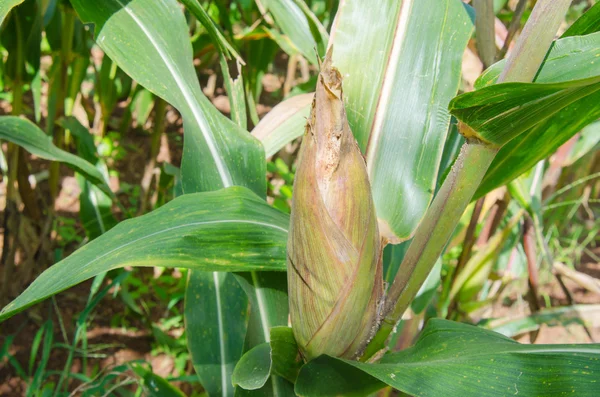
<box><xmin>1</xmin><ymin>0</ymin><xmax>600</xmax><ymax>396</ymax></box>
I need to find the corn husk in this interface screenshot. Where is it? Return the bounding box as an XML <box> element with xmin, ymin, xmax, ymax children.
<box><xmin>287</xmin><ymin>50</ymin><xmax>383</xmax><ymax>360</ymax></box>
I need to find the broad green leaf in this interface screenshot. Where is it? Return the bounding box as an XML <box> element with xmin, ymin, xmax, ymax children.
<box><xmin>0</xmin><ymin>187</ymin><xmax>289</xmax><ymax>321</ymax></box>
<box><xmin>235</xmin><ymin>273</ymin><xmax>289</xmax><ymax>348</ymax></box>
<box><xmin>476</xmin><ymin>32</ymin><xmax>600</xmax><ymax>89</ymax></box>
<box><xmin>70</xmin><ymin>0</ymin><xmax>266</xmax><ymax>196</ymax></box>
<box><xmin>460</xmin><ymin>32</ymin><xmax>600</xmax><ymax>197</ymax></box>
<box><xmin>233</xmin><ymin>327</ymin><xmax>301</xmax><ymax>391</ymax></box>
<box><xmin>132</xmin><ymin>364</ymin><xmax>187</xmax><ymax>397</ymax></box>
<box><xmin>269</xmin><ymin>327</ymin><xmax>302</xmax><ymax>383</ymax></box>
<box><xmin>293</xmin><ymin>0</ymin><xmax>329</xmax><ymax>56</ymax></box>
<box><xmin>0</xmin><ymin>0</ymin><xmax>23</xmax><ymax>25</ymax></box>
<box><xmin>0</xmin><ymin>116</ymin><xmax>111</xmax><ymax>196</ymax></box>
<box><xmin>232</xmin><ymin>343</ymin><xmax>272</xmax><ymax>390</ymax></box>
<box><xmin>220</xmin><ymin>57</ymin><xmax>248</xmax><ymax>130</ymax></box>
<box><xmin>232</xmin><ymin>327</ymin><xmax>303</xmax><ymax>395</ymax></box>
<box><xmin>234</xmin><ymin>377</ymin><xmax>295</xmax><ymax>397</ymax></box>
<box><xmin>179</xmin><ymin>0</ymin><xmax>243</xmax><ymax>63</ymax></box>
<box><xmin>251</xmin><ymin>93</ymin><xmax>312</xmax><ymax>157</ymax></box>
<box><xmin>563</xmin><ymin>1</ymin><xmax>600</xmax><ymax>37</ymax></box>
<box><xmin>186</xmin><ymin>271</ymin><xmax>248</xmax><ymax>397</ymax></box>
<box><xmin>296</xmin><ymin>319</ymin><xmax>600</xmax><ymax>397</ymax></box>
<box><xmin>68</xmin><ymin>5</ymin><xmax>270</xmax><ymax>388</ymax></box>
<box><xmin>330</xmin><ymin>0</ymin><xmax>473</xmax><ymax>242</ymax></box>
<box><xmin>451</xmin><ymin>77</ymin><xmax>600</xmax><ymax>147</ymax></box>
<box><xmin>233</xmin><ymin>272</ymin><xmax>294</xmax><ymax>396</ymax></box>
<box><xmin>259</xmin><ymin>0</ymin><xmax>323</xmax><ymax>65</ymax></box>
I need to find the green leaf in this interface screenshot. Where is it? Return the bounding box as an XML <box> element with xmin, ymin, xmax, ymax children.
<box><xmin>70</xmin><ymin>0</ymin><xmax>266</xmax><ymax>197</ymax></box>
<box><xmin>132</xmin><ymin>364</ymin><xmax>187</xmax><ymax>397</ymax></box>
<box><xmin>220</xmin><ymin>57</ymin><xmax>248</xmax><ymax>130</ymax></box>
<box><xmin>179</xmin><ymin>0</ymin><xmax>243</xmax><ymax>63</ymax></box>
<box><xmin>0</xmin><ymin>0</ymin><xmax>23</xmax><ymax>25</ymax></box>
<box><xmin>186</xmin><ymin>271</ymin><xmax>249</xmax><ymax>397</ymax></box>
<box><xmin>233</xmin><ymin>327</ymin><xmax>302</xmax><ymax>391</ymax></box>
<box><xmin>234</xmin><ymin>272</ymin><xmax>293</xmax><ymax>396</ymax></box>
<box><xmin>269</xmin><ymin>327</ymin><xmax>302</xmax><ymax>383</ymax></box>
<box><xmin>0</xmin><ymin>116</ymin><xmax>112</xmax><ymax>196</ymax></box>
<box><xmin>259</xmin><ymin>0</ymin><xmax>323</xmax><ymax>65</ymax></box>
<box><xmin>0</xmin><ymin>187</ymin><xmax>289</xmax><ymax>321</ymax></box>
<box><xmin>234</xmin><ymin>272</ymin><xmax>289</xmax><ymax>347</ymax></box>
<box><xmin>232</xmin><ymin>343</ymin><xmax>272</xmax><ymax>390</ymax></box>
<box><xmin>296</xmin><ymin>359</ymin><xmax>385</xmax><ymax>397</ymax></box>
<box><xmin>330</xmin><ymin>0</ymin><xmax>473</xmax><ymax>242</ymax></box>
<box><xmin>563</xmin><ymin>1</ymin><xmax>600</xmax><ymax>37</ymax></box>
<box><xmin>476</xmin><ymin>32</ymin><xmax>600</xmax><ymax>89</ymax></box>
<box><xmin>296</xmin><ymin>319</ymin><xmax>600</xmax><ymax>397</ymax></box>
<box><xmin>451</xmin><ymin>77</ymin><xmax>600</xmax><ymax>147</ymax></box>
<box><xmin>464</xmin><ymin>32</ymin><xmax>600</xmax><ymax>197</ymax></box>
<box><xmin>251</xmin><ymin>93</ymin><xmax>312</xmax><ymax>158</ymax></box>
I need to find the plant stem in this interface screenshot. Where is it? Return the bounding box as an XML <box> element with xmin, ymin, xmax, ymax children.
<box><xmin>48</xmin><ymin>5</ymin><xmax>76</xmax><ymax>203</ymax></box>
<box><xmin>363</xmin><ymin>0</ymin><xmax>573</xmax><ymax>360</ymax></box>
<box><xmin>1</xmin><ymin>21</ymin><xmax>25</xmax><ymax>296</ymax></box>
<box><xmin>444</xmin><ymin>196</ymin><xmax>485</xmax><ymax>318</ymax></box>
<box><xmin>498</xmin><ymin>0</ymin><xmax>572</xmax><ymax>83</ymax></box>
<box><xmin>139</xmin><ymin>97</ymin><xmax>167</xmax><ymax>214</ymax></box>
<box><xmin>363</xmin><ymin>143</ymin><xmax>498</xmax><ymax>359</ymax></box>
<box><xmin>522</xmin><ymin>214</ymin><xmax>541</xmax><ymax>342</ymax></box>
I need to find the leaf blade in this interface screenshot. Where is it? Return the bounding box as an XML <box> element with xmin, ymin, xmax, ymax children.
<box><xmin>330</xmin><ymin>0</ymin><xmax>473</xmax><ymax>242</ymax></box>
<box><xmin>0</xmin><ymin>187</ymin><xmax>288</xmax><ymax>321</ymax></box>
<box><xmin>186</xmin><ymin>271</ymin><xmax>249</xmax><ymax>396</ymax></box>
<box><xmin>296</xmin><ymin>319</ymin><xmax>600</xmax><ymax>397</ymax></box>
<box><xmin>70</xmin><ymin>0</ymin><xmax>266</xmax><ymax>196</ymax></box>
<box><xmin>0</xmin><ymin>116</ymin><xmax>111</xmax><ymax>196</ymax></box>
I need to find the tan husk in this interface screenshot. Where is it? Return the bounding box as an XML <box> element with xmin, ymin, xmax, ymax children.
<box><xmin>287</xmin><ymin>49</ymin><xmax>383</xmax><ymax>361</ymax></box>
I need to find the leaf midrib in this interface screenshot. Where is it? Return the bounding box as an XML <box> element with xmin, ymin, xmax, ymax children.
<box><xmin>80</xmin><ymin>219</ymin><xmax>287</xmax><ymax>271</ymax></box>
<box><xmin>114</xmin><ymin>0</ymin><xmax>233</xmax><ymax>187</ymax></box>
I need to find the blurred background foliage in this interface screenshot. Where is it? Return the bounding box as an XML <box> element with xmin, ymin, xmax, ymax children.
<box><xmin>0</xmin><ymin>0</ymin><xmax>598</xmax><ymax>395</ymax></box>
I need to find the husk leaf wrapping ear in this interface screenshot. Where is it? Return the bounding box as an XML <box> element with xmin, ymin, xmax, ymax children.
<box><xmin>287</xmin><ymin>49</ymin><xmax>383</xmax><ymax>360</ymax></box>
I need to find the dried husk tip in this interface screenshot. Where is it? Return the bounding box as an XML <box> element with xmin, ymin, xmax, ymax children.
<box><xmin>287</xmin><ymin>48</ymin><xmax>383</xmax><ymax>361</ymax></box>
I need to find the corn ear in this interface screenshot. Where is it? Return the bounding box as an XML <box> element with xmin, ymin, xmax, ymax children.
<box><xmin>287</xmin><ymin>49</ymin><xmax>383</xmax><ymax>360</ymax></box>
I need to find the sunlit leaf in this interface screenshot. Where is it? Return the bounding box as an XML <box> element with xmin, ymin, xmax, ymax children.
<box><xmin>296</xmin><ymin>319</ymin><xmax>600</xmax><ymax>396</ymax></box>
<box><xmin>0</xmin><ymin>187</ymin><xmax>289</xmax><ymax>321</ymax></box>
